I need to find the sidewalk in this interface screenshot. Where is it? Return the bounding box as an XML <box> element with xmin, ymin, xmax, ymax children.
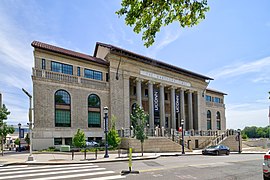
<box><xmin>0</xmin><ymin>149</ymin><xmax>266</xmax><ymax>166</ymax></box>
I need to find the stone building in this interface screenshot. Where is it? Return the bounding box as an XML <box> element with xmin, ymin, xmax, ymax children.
<box><xmin>31</xmin><ymin>41</ymin><xmax>227</xmax><ymax>150</ymax></box>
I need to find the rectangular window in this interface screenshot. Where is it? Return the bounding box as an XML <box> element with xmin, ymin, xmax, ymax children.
<box><xmin>54</xmin><ymin>138</ymin><xmax>62</xmax><ymax>145</ymax></box>
<box><xmin>64</xmin><ymin>138</ymin><xmax>72</xmax><ymax>145</ymax></box>
<box><xmin>42</xmin><ymin>59</ymin><xmax>46</xmax><ymax>70</ymax></box>
<box><xmin>88</xmin><ymin>112</ymin><xmax>101</xmax><ymax>127</ymax></box>
<box><xmin>206</xmin><ymin>95</ymin><xmax>212</xmax><ymax>102</ymax></box>
<box><xmin>145</xmin><ymin>89</ymin><xmax>148</xmax><ymax>97</ymax></box>
<box><xmin>51</xmin><ymin>61</ymin><xmax>73</xmax><ymax>75</ymax></box>
<box><xmin>213</xmin><ymin>97</ymin><xmax>221</xmax><ymax>103</ymax></box>
<box><xmin>165</xmin><ymin>93</ymin><xmax>168</xmax><ymax>100</ymax></box>
<box><xmin>55</xmin><ymin>110</ymin><xmax>71</xmax><ymax>127</ymax></box>
<box><xmin>133</xmin><ymin>86</ymin><xmax>136</xmax><ymax>95</ymax></box>
<box><xmin>84</xmin><ymin>68</ymin><xmax>103</xmax><ymax>81</ymax></box>
<box><xmin>106</xmin><ymin>73</ymin><xmax>109</xmax><ymax>82</ymax></box>
<box><xmin>77</xmin><ymin>67</ymin><xmax>80</xmax><ymax>76</ymax></box>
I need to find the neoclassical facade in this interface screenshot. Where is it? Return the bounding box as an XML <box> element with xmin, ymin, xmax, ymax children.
<box><xmin>31</xmin><ymin>41</ymin><xmax>226</xmax><ymax>150</ymax></box>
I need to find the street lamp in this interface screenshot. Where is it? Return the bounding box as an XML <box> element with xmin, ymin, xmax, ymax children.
<box><xmin>237</xmin><ymin>129</ymin><xmax>241</xmax><ymax>154</ymax></box>
<box><xmin>103</xmin><ymin>106</ymin><xmax>109</xmax><ymax>158</ymax></box>
<box><xmin>22</xmin><ymin>88</ymin><xmax>34</xmax><ymax>161</ymax></box>
<box><xmin>18</xmin><ymin>123</ymin><xmax>21</xmax><ymax>152</ymax></box>
<box><xmin>181</xmin><ymin>119</ymin><xmax>185</xmax><ymax>154</ymax></box>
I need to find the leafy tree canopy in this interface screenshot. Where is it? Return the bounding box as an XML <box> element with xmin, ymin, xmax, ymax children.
<box><xmin>116</xmin><ymin>0</ymin><xmax>209</xmax><ymax>47</ymax></box>
<box><xmin>72</xmin><ymin>129</ymin><xmax>86</xmax><ymax>148</ymax></box>
<box><xmin>108</xmin><ymin>115</ymin><xmax>121</xmax><ymax>148</ymax></box>
<box><xmin>242</xmin><ymin>126</ymin><xmax>270</xmax><ymax>138</ymax></box>
<box><xmin>130</xmin><ymin>104</ymin><xmax>148</xmax><ymax>156</ymax></box>
<box><xmin>0</xmin><ymin>104</ymin><xmax>10</xmax><ymax>126</ymax></box>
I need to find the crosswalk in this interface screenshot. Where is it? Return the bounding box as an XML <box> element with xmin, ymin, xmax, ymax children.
<box><xmin>0</xmin><ymin>163</ymin><xmax>125</xmax><ymax>180</ymax></box>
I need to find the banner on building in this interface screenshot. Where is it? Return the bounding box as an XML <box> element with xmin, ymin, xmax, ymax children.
<box><xmin>153</xmin><ymin>89</ymin><xmax>159</xmax><ymax>112</ymax></box>
<box><xmin>175</xmin><ymin>94</ymin><xmax>180</xmax><ymax>113</ymax></box>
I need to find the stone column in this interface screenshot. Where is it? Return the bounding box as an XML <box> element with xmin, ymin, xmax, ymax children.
<box><xmin>148</xmin><ymin>81</ymin><xmax>154</xmax><ymax>129</ymax></box>
<box><xmin>170</xmin><ymin>87</ymin><xmax>176</xmax><ymax>130</ymax></box>
<box><xmin>123</xmin><ymin>75</ymin><xmax>130</xmax><ymax>129</ymax></box>
<box><xmin>136</xmin><ymin>78</ymin><xmax>142</xmax><ymax>107</ymax></box>
<box><xmin>159</xmin><ymin>84</ymin><xmax>165</xmax><ymax>130</ymax></box>
<box><xmin>188</xmin><ymin>90</ymin><xmax>193</xmax><ymax>130</ymax></box>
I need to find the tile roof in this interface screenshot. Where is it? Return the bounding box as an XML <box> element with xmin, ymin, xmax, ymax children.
<box><xmin>31</xmin><ymin>41</ymin><xmax>108</xmax><ymax>66</ymax></box>
<box><xmin>94</xmin><ymin>42</ymin><xmax>213</xmax><ymax>80</ymax></box>
<box><xmin>206</xmin><ymin>88</ymin><xmax>227</xmax><ymax>95</ymax></box>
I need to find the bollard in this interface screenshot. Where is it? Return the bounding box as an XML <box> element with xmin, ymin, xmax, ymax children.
<box><xmin>95</xmin><ymin>148</ymin><xmax>98</xmax><ymax>159</ymax></box>
<box><xmin>121</xmin><ymin>147</ymin><xmax>139</xmax><ymax>175</ymax></box>
<box><xmin>71</xmin><ymin>150</ymin><xmax>74</xmax><ymax>160</ymax></box>
<box><xmin>84</xmin><ymin>148</ymin><xmax>87</xmax><ymax>160</ymax></box>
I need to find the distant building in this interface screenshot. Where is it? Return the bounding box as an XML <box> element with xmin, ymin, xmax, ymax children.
<box><xmin>31</xmin><ymin>41</ymin><xmax>227</xmax><ymax>150</ymax></box>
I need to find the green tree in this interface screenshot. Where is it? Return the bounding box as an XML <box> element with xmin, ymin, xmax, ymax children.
<box><xmin>25</xmin><ymin>133</ymin><xmax>30</xmax><ymax>148</ymax></box>
<box><xmin>130</xmin><ymin>104</ymin><xmax>148</xmax><ymax>156</ymax></box>
<box><xmin>14</xmin><ymin>138</ymin><xmax>20</xmax><ymax>146</ymax></box>
<box><xmin>108</xmin><ymin>115</ymin><xmax>121</xmax><ymax>149</ymax></box>
<box><xmin>0</xmin><ymin>104</ymin><xmax>11</xmax><ymax>156</ymax></box>
<box><xmin>72</xmin><ymin>129</ymin><xmax>86</xmax><ymax>148</ymax></box>
<box><xmin>116</xmin><ymin>0</ymin><xmax>209</xmax><ymax>47</ymax></box>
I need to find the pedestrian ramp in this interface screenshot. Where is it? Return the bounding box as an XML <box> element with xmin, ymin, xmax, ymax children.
<box><xmin>0</xmin><ymin>163</ymin><xmax>125</xmax><ymax>180</ymax></box>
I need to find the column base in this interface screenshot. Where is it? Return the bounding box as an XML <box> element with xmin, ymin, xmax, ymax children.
<box><xmin>27</xmin><ymin>155</ymin><xmax>35</xmax><ymax>161</ymax></box>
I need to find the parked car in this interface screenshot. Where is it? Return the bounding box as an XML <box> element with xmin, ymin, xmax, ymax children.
<box><xmin>202</xmin><ymin>145</ymin><xmax>230</xmax><ymax>155</ymax></box>
<box><xmin>86</xmin><ymin>141</ymin><xmax>99</xmax><ymax>147</ymax></box>
<box><xmin>263</xmin><ymin>150</ymin><xmax>270</xmax><ymax>180</ymax></box>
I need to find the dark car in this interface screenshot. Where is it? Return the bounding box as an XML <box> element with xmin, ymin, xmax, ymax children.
<box><xmin>202</xmin><ymin>145</ymin><xmax>230</xmax><ymax>155</ymax></box>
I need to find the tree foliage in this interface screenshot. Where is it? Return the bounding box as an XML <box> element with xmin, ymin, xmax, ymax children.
<box><xmin>116</xmin><ymin>0</ymin><xmax>209</xmax><ymax>47</ymax></box>
<box><xmin>25</xmin><ymin>133</ymin><xmax>30</xmax><ymax>146</ymax></box>
<box><xmin>108</xmin><ymin>115</ymin><xmax>121</xmax><ymax>149</ymax></box>
<box><xmin>72</xmin><ymin>129</ymin><xmax>86</xmax><ymax>148</ymax></box>
<box><xmin>242</xmin><ymin>126</ymin><xmax>270</xmax><ymax>138</ymax></box>
<box><xmin>130</xmin><ymin>104</ymin><xmax>148</xmax><ymax>156</ymax></box>
<box><xmin>0</xmin><ymin>104</ymin><xmax>12</xmax><ymax>155</ymax></box>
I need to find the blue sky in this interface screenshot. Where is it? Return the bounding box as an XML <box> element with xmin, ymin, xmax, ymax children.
<box><xmin>0</xmin><ymin>0</ymin><xmax>269</xmax><ymax>129</ymax></box>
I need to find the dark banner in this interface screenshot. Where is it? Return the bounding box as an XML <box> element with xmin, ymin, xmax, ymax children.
<box><xmin>175</xmin><ymin>94</ymin><xmax>180</xmax><ymax>113</ymax></box>
<box><xmin>153</xmin><ymin>89</ymin><xmax>159</xmax><ymax>112</ymax></box>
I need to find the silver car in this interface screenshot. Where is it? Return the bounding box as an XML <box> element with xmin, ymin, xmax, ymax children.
<box><xmin>263</xmin><ymin>150</ymin><xmax>270</xmax><ymax>180</ymax></box>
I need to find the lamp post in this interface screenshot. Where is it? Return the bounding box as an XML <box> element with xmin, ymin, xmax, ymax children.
<box><xmin>181</xmin><ymin>119</ymin><xmax>185</xmax><ymax>154</ymax></box>
<box><xmin>103</xmin><ymin>106</ymin><xmax>109</xmax><ymax>158</ymax></box>
<box><xmin>22</xmin><ymin>88</ymin><xmax>34</xmax><ymax>161</ymax></box>
<box><xmin>237</xmin><ymin>129</ymin><xmax>241</xmax><ymax>154</ymax></box>
<box><xmin>18</xmin><ymin>123</ymin><xmax>21</xmax><ymax>152</ymax></box>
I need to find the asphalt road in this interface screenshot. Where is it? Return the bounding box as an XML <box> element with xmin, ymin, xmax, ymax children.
<box><xmin>99</xmin><ymin>154</ymin><xmax>264</xmax><ymax>180</ymax></box>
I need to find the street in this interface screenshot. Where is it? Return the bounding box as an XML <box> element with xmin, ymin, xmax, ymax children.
<box><xmin>100</xmin><ymin>154</ymin><xmax>263</xmax><ymax>180</ymax></box>
<box><xmin>0</xmin><ymin>154</ymin><xmax>263</xmax><ymax>179</ymax></box>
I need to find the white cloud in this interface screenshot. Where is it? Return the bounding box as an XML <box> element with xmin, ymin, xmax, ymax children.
<box><xmin>208</xmin><ymin>56</ymin><xmax>270</xmax><ymax>80</ymax></box>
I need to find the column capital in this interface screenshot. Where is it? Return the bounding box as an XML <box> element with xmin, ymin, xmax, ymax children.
<box><xmin>169</xmin><ymin>86</ymin><xmax>176</xmax><ymax>90</ymax></box>
<box><xmin>135</xmin><ymin>77</ymin><xmax>142</xmax><ymax>82</ymax></box>
<box><xmin>157</xmin><ymin>83</ymin><xmax>166</xmax><ymax>88</ymax></box>
<box><xmin>147</xmin><ymin>80</ymin><xmax>155</xmax><ymax>85</ymax></box>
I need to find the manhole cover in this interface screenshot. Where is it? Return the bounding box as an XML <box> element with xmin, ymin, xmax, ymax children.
<box><xmin>143</xmin><ymin>161</ymin><xmax>163</xmax><ymax>167</ymax></box>
<box><xmin>48</xmin><ymin>159</ymin><xmax>66</xmax><ymax>162</ymax></box>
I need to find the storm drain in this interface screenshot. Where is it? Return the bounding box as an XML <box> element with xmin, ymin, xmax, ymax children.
<box><xmin>143</xmin><ymin>161</ymin><xmax>163</xmax><ymax>167</ymax></box>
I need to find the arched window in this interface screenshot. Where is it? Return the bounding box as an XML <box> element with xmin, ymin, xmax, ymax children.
<box><xmin>216</xmin><ymin>111</ymin><xmax>221</xmax><ymax>130</ymax></box>
<box><xmin>88</xmin><ymin>94</ymin><xmax>101</xmax><ymax>127</ymax></box>
<box><xmin>55</xmin><ymin>90</ymin><xmax>71</xmax><ymax>127</ymax></box>
<box><xmin>207</xmin><ymin>110</ymin><xmax>211</xmax><ymax>130</ymax></box>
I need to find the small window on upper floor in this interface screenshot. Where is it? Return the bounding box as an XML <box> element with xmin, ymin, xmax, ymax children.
<box><xmin>84</xmin><ymin>68</ymin><xmax>102</xmax><ymax>81</ymax></box>
<box><xmin>42</xmin><ymin>59</ymin><xmax>46</xmax><ymax>70</ymax></box>
<box><xmin>51</xmin><ymin>61</ymin><xmax>73</xmax><ymax>75</ymax></box>
<box><xmin>206</xmin><ymin>95</ymin><xmax>211</xmax><ymax>102</ymax></box>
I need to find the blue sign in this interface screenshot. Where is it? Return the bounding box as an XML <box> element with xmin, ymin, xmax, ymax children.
<box><xmin>19</xmin><ymin>129</ymin><xmax>24</xmax><ymax>138</ymax></box>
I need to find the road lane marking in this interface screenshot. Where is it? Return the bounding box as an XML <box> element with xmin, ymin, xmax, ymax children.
<box><xmin>82</xmin><ymin>175</ymin><xmax>126</xmax><ymax>180</ymax></box>
<box><xmin>0</xmin><ymin>167</ymin><xmax>106</xmax><ymax>179</ymax></box>
<box><xmin>29</xmin><ymin>171</ymin><xmax>115</xmax><ymax>180</ymax></box>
